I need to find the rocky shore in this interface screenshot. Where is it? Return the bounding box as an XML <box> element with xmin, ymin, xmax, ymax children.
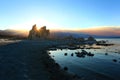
<box><xmin>0</xmin><ymin>39</ymin><xmax>80</xmax><ymax>80</ymax></box>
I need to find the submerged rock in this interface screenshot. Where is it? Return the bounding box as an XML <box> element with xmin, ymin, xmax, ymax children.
<box><xmin>75</xmin><ymin>52</ymin><xmax>81</xmax><ymax>54</ymax></box>
<box><xmin>75</xmin><ymin>50</ymin><xmax>94</xmax><ymax>58</ymax></box>
<box><xmin>113</xmin><ymin>59</ymin><xmax>117</xmax><ymax>62</ymax></box>
<box><xmin>87</xmin><ymin>36</ymin><xmax>96</xmax><ymax>41</ymax></box>
<box><xmin>64</xmin><ymin>53</ymin><xmax>68</xmax><ymax>56</ymax></box>
<box><xmin>48</xmin><ymin>52</ymin><xmax>51</xmax><ymax>54</ymax></box>
<box><xmin>64</xmin><ymin>67</ymin><xmax>68</xmax><ymax>71</ymax></box>
<box><xmin>71</xmin><ymin>53</ymin><xmax>74</xmax><ymax>56</ymax></box>
<box><xmin>77</xmin><ymin>53</ymin><xmax>85</xmax><ymax>58</ymax></box>
<box><xmin>105</xmin><ymin>53</ymin><xmax>108</xmax><ymax>55</ymax></box>
<box><xmin>87</xmin><ymin>52</ymin><xmax>94</xmax><ymax>56</ymax></box>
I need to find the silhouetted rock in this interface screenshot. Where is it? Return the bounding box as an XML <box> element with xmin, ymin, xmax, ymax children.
<box><xmin>71</xmin><ymin>53</ymin><xmax>74</xmax><ymax>56</ymax></box>
<box><xmin>75</xmin><ymin>50</ymin><xmax>94</xmax><ymax>58</ymax></box>
<box><xmin>87</xmin><ymin>52</ymin><xmax>94</xmax><ymax>56</ymax></box>
<box><xmin>85</xmin><ymin>36</ymin><xmax>96</xmax><ymax>44</ymax></box>
<box><xmin>87</xmin><ymin>36</ymin><xmax>96</xmax><ymax>41</ymax></box>
<box><xmin>64</xmin><ymin>67</ymin><xmax>68</xmax><ymax>71</ymax></box>
<box><xmin>113</xmin><ymin>59</ymin><xmax>117</xmax><ymax>62</ymax></box>
<box><xmin>28</xmin><ymin>24</ymin><xmax>38</xmax><ymax>39</ymax></box>
<box><xmin>38</xmin><ymin>26</ymin><xmax>50</xmax><ymax>39</ymax></box>
<box><xmin>77</xmin><ymin>37</ymin><xmax>85</xmax><ymax>42</ymax></box>
<box><xmin>64</xmin><ymin>53</ymin><xmax>67</xmax><ymax>56</ymax></box>
<box><xmin>105</xmin><ymin>53</ymin><xmax>108</xmax><ymax>55</ymax></box>
<box><xmin>28</xmin><ymin>24</ymin><xmax>50</xmax><ymax>40</ymax></box>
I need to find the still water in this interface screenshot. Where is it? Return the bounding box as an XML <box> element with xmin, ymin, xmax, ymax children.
<box><xmin>49</xmin><ymin>38</ymin><xmax>120</xmax><ymax>80</ymax></box>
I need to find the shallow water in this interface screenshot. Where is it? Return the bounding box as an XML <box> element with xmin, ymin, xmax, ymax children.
<box><xmin>49</xmin><ymin>38</ymin><xmax>120</xmax><ymax>80</ymax></box>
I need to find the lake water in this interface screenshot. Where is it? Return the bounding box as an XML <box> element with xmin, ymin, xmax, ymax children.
<box><xmin>49</xmin><ymin>38</ymin><xmax>120</xmax><ymax>80</ymax></box>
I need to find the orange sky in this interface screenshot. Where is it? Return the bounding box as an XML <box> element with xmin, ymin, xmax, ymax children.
<box><xmin>76</xmin><ymin>27</ymin><xmax>120</xmax><ymax>36</ymax></box>
<box><xmin>51</xmin><ymin>26</ymin><xmax>120</xmax><ymax>36</ymax></box>
<box><xmin>12</xmin><ymin>26</ymin><xmax>120</xmax><ymax>37</ymax></box>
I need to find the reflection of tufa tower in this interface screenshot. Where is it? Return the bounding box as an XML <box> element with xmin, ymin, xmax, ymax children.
<box><xmin>28</xmin><ymin>24</ymin><xmax>50</xmax><ymax>40</ymax></box>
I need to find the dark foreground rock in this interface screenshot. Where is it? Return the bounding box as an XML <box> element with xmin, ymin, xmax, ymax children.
<box><xmin>0</xmin><ymin>40</ymin><xmax>80</xmax><ymax>80</ymax></box>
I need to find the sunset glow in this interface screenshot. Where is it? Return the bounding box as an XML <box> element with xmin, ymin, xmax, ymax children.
<box><xmin>77</xmin><ymin>27</ymin><xmax>120</xmax><ymax>36</ymax></box>
<box><xmin>0</xmin><ymin>1</ymin><xmax>120</xmax><ymax>80</ymax></box>
<box><xmin>0</xmin><ymin>0</ymin><xmax>120</xmax><ymax>36</ymax></box>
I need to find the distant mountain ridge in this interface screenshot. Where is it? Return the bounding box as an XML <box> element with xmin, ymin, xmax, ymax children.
<box><xmin>50</xmin><ymin>31</ymin><xmax>90</xmax><ymax>38</ymax></box>
<box><xmin>50</xmin><ymin>31</ymin><xmax>120</xmax><ymax>38</ymax></box>
<box><xmin>0</xmin><ymin>29</ymin><xmax>28</xmax><ymax>38</ymax></box>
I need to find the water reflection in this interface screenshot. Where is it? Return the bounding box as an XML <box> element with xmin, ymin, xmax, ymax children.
<box><xmin>49</xmin><ymin>46</ymin><xmax>120</xmax><ymax>80</ymax></box>
<box><xmin>75</xmin><ymin>50</ymin><xmax>94</xmax><ymax>58</ymax></box>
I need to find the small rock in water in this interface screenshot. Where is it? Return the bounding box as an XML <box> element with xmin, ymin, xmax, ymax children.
<box><xmin>87</xmin><ymin>52</ymin><xmax>94</xmax><ymax>56</ymax></box>
<box><xmin>105</xmin><ymin>53</ymin><xmax>108</xmax><ymax>55</ymax></box>
<box><xmin>64</xmin><ymin>67</ymin><xmax>68</xmax><ymax>71</ymax></box>
<box><xmin>113</xmin><ymin>59</ymin><xmax>117</xmax><ymax>62</ymax></box>
<box><xmin>55</xmin><ymin>63</ymin><xmax>60</xmax><ymax>69</ymax></box>
<box><xmin>71</xmin><ymin>53</ymin><xmax>74</xmax><ymax>56</ymax></box>
<box><xmin>64</xmin><ymin>53</ymin><xmax>67</xmax><ymax>56</ymax></box>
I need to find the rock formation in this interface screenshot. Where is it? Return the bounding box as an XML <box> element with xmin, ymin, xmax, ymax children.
<box><xmin>77</xmin><ymin>37</ymin><xmax>85</xmax><ymax>42</ymax></box>
<box><xmin>28</xmin><ymin>24</ymin><xmax>50</xmax><ymax>40</ymax></box>
<box><xmin>28</xmin><ymin>24</ymin><xmax>38</xmax><ymax>39</ymax></box>
<box><xmin>38</xmin><ymin>26</ymin><xmax>50</xmax><ymax>38</ymax></box>
<box><xmin>87</xmin><ymin>36</ymin><xmax>96</xmax><ymax>41</ymax></box>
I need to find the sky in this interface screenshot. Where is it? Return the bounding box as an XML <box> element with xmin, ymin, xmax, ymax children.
<box><xmin>0</xmin><ymin>0</ymin><xmax>120</xmax><ymax>35</ymax></box>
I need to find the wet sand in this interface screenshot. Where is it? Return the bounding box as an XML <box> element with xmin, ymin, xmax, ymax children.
<box><xmin>0</xmin><ymin>39</ymin><xmax>21</xmax><ymax>46</ymax></box>
<box><xmin>0</xmin><ymin>40</ymin><xmax>79</xmax><ymax>80</ymax></box>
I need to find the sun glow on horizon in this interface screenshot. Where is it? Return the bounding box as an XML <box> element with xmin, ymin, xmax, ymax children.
<box><xmin>8</xmin><ymin>18</ymin><xmax>81</xmax><ymax>31</ymax></box>
<box><xmin>6</xmin><ymin>18</ymin><xmax>120</xmax><ymax>37</ymax></box>
<box><xmin>8</xmin><ymin>19</ymin><xmax>64</xmax><ymax>31</ymax></box>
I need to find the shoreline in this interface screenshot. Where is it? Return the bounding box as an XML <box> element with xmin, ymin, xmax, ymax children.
<box><xmin>42</xmin><ymin>50</ymin><xmax>80</xmax><ymax>80</ymax></box>
<box><xmin>0</xmin><ymin>39</ymin><xmax>80</xmax><ymax>80</ymax></box>
<box><xmin>1</xmin><ymin>38</ymin><xmax>118</xmax><ymax>80</ymax></box>
<box><xmin>30</xmin><ymin>40</ymin><xmax>81</xmax><ymax>80</ymax></box>
<box><xmin>48</xmin><ymin>39</ymin><xmax>120</xmax><ymax>80</ymax></box>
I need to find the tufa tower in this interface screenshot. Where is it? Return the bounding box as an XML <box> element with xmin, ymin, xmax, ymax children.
<box><xmin>28</xmin><ymin>24</ymin><xmax>50</xmax><ymax>40</ymax></box>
